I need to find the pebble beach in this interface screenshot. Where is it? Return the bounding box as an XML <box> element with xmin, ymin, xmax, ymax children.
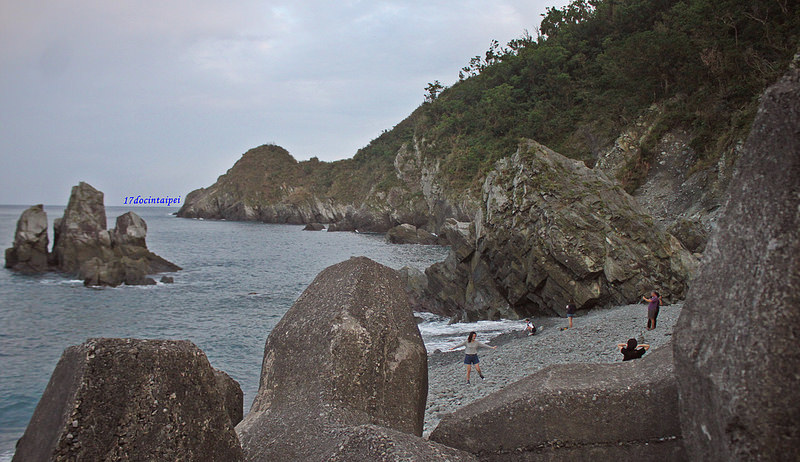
<box><xmin>424</xmin><ymin>302</ymin><xmax>683</xmax><ymax>436</ymax></box>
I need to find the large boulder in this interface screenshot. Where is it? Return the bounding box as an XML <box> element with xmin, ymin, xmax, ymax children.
<box><xmin>430</xmin><ymin>345</ymin><xmax>685</xmax><ymax>460</ymax></box>
<box><xmin>236</xmin><ymin>257</ymin><xmax>449</xmax><ymax>461</ymax></box>
<box><xmin>422</xmin><ymin>141</ymin><xmax>698</xmax><ymax>320</ymax></box>
<box><xmin>672</xmin><ymin>64</ymin><xmax>800</xmax><ymax>460</ymax></box>
<box><xmin>13</xmin><ymin>338</ymin><xmax>243</xmax><ymax>462</ymax></box>
<box><xmin>4</xmin><ymin>204</ymin><xmax>50</xmax><ymax>273</ymax></box>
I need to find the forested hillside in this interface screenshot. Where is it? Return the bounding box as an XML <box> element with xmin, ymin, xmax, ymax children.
<box><xmin>179</xmin><ymin>0</ymin><xmax>798</xmax><ymax>228</ymax></box>
<box><xmin>355</xmin><ymin>0</ymin><xmax>798</xmax><ymax>192</ymax></box>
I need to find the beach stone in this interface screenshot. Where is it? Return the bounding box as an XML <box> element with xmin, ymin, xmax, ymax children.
<box><xmin>12</xmin><ymin>338</ymin><xmax>243</xmax><ymax>462</ymax></box>
<box><xmin>672</xmin><ymin>64</ymin><xmax>800</xmax><ymax>461</ymax></box>
<box><xmin>429</xmin><ymin>345</ymin><xmax>684</xmax><ymax>460</ymax></box>
<box><xmin>4</xmin><ymin>204</ymin><xmax>50</xmax><ymax>273</ymax></box>
<box><xmin>302</xmin><ymin>222</ymin><xmax>325</xmax><ymax>231</ymax></box>
<box><xmin>236</xmin><ymin>256</ymin><xmax>429</xmax><ymax>461</ymax></box>
<box><xmin>160</xmin><ymin>275</ymin><xmax>174</xmax><ymax>283</ymax></box>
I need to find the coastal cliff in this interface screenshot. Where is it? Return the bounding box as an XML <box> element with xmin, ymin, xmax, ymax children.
<box><xmin>174</xmin><ymin>0</ymin><xmax>797</xmax><ymax>320</ymax></box>
<box><xmin>175</xmin><ymin>142</ymin><xmax>475</xmax><ymax>234</ymax></box>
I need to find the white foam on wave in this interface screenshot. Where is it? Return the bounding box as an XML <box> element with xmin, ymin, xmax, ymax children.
<box><xmin>37</xmin><ymin>278</ymin><xmax>83</xmax><ymax>285</ymax></box>
<box><xmin>0</xmin><ymin>450</ymin><xmax>12</xmax><ymax>462</ymax></box>
<box><xmin>416</xmin><ymin>312</ymin><xmax>525</xmax><ymax>353</ymax></box>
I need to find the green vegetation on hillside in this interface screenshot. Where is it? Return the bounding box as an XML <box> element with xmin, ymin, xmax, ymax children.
<box><xmin>365</xmin><ymin>0</ymin><xmax>798</xmax><ymax>193</ymax></box>
<box><xmin>215</xmin><ymin>0</ymin><xmax>798</xmax><ymax>208</ymax></box>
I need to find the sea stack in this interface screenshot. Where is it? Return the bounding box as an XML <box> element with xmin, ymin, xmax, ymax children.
<box><xmin>4</xmin><ymin>204</ymin><xmax>50</xmax><ymax>273</ymax></box>
<box><xmin>4</xmin><ymin>182</ymin><xmax>180</xmax><ymax>286</ymax></box>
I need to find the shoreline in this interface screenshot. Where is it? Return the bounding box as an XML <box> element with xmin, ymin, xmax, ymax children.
<box><xmin>424</xmin><ymin>302</ymin><xmax>682</xmax><ymax>436</ymax></box>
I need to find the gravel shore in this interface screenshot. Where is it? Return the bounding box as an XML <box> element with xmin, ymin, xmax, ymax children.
<box><xmin>424</xmin><ymin>302</ymin><xmax>682</xmax><ymax>436</ymax></box>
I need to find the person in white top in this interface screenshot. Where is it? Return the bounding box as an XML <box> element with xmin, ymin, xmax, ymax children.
<box><xmin>449</xmin><ymin>331</ymin><xmax>497</xmax><ymax>384</ymax></box>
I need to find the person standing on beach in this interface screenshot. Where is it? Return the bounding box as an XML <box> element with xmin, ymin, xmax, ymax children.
<box><xmin>565</xmin><ymin>300</ymin><xmax>577</xmax><ymax>328</ymax></box>
<box><xmin>643</xmin><ymin>291</ymin><xmax>662</xmax><ymax>330</ymax></box>
<box><xmin>450</xmin><ymin>331</ymin><xmax>497</xmax><ymax>384</ymax></box>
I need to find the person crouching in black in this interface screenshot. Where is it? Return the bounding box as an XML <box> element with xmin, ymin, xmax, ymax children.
<box><xmin>617</xmin><ymin>338</ymin><xmax>650</xmax><ymax>361</ymax></box>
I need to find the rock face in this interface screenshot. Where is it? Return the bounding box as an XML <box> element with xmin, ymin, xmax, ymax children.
<box><xmin>214</xmin><ymin>369</ymin><xmax>244</xmax><ymax>427</ymax></box>
<box><xmin>4</xmin><ymin>204</ymin><xmax>50</xmax><ymax>273</ymax></box>
<box><xmin>673</xmin><ymin>65</ymin><xmax>800</xmax><ymax>461</ymax></box>
<box><xmin>302</xmin><ymin>222</ymin><xmax>325</xmax><ymax>231</ymax></box>
<box><xmin>421</xmin><ymin>141</ymin><xmax>698</xmax><ymax>320</ymax></box>
<box><xmin>236</xmin><ymin>257</ymin><xmax>462</xmax><ymax>461</ymax></box>
<box><xmin>430</xmin><ymin>345</ymin><xmax>684</xmax><ymax>460</ymax></box>
<box><xmin>176</xmin><ymin>143</ymin><xmax>476</xmax><ymax>234</ymax></box>
<box><xmin>52</xmin><ymin>182</ymin><xmax>109</xmax><ymax>273</ymax></box>
<box><xmin>12</xmin><ymin>338</ymin><xmax>243</xmax><ymax>462</ymax></box>
<box><xmin>385</xmin><ymin>223</ymin><xmax>439</xmax><ymax>245</ymax></box>
<box><xmin>4</xmin><ymin>182</ymin><xmax>181</xmax><ymax>286</ymax></box>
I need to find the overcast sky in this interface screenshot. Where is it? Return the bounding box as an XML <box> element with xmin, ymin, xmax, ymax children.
<box><xmin>1</xmin><ymin>0</ymin><xmax>565</xmax><ymax>206</ymax></box>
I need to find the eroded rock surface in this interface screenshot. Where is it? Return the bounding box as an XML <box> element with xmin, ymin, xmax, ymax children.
<box><xmin>422</xmin><ymin>141</ymin><xmax>697</xmax><ymax>320</ymax></box>
<box><xmin>430</xmin><ymin>345</ymin><xmax>684</xmax><ymax>460</ymax></box>
<box><xmin>673</xmin><ymin>64</ymin><xmax>800</xmax><ymax>461</ymax></box>
<box><xmin>4</xmin><ymin>204</ymin><xmax>49</xmax><ymax>273</ymax></box>
<box><xmin>386</xmin><ymin>223</ymin><xmax>439</xmax><ymax>245</ymax></box>
<box><xmin>13</xmin><ymin>338</ymin><xmax>243</xmax><ymax>462</ymax></box>
<box><xmin>5</xmin><ymin>182</ymin><xmax>180</xmax><ymax>286</ymax></box>
<box><xmin>236</xmin><ymin>257</ymin><xmax>460</xmax><ymax>461</ymax></box>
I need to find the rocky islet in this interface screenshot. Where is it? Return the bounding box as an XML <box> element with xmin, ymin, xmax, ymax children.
<box><xmin>4</xmin><ymin>182</ymin><xmax>180</xmax><ymax>287</ymax></box>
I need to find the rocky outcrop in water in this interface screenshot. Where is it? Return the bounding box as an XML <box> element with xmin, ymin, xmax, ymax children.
<box><xmin>419</xmin><ymin>141</ymin><xmax>698</xmax><ymax>320</ymax></box>
<box><xmin>673</xmin><ymin>63</ymin><xmax>800</xmax><ymax>461</ymax></box>
<box><xmin>385</xmin><ymin>223</ymin><xmax>440</xmax><ymax>244</ymax></box>
<box><xmin>236</xmin><ymin>257</ymin><xmax>472</xmax><ymax>461</ymax></box>
<box><xmin>12</xmin><ymin>338</ymin><xmax>243</xmax><ymax>462</ymax></box>
<box><xmin>4</xmin><ymin>204</ymin><xmax>50</xmax><ymax>273</ymax></box>
<box><xmin>4</xmin><ymin>182</ymin><xmax>180</xmax><ymax>286</ymax></box>
<box><xmin>430</xmin><ymin>345</ymin><xmax>684</xmax><ymax>460</ymax></box>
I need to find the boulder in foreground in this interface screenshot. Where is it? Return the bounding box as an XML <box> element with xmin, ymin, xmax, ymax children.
<box><xmin>673</xmin><ymin>64</ymin><xmax>800</xmax><ymax>460</ymax></box>
<box><xmin>430</xmin><ymin>345</ymin><xmax>684</xmax><ymax>460</ymax></box>
<box><xmin>236</xmin><ymin>257</ymin><xmax>469</xmax><ymax>461</ymax></box>
<box><xmin>13</xmin><ymin>338</ymin><xmax>243</xmax><ymax>462</ymax></box>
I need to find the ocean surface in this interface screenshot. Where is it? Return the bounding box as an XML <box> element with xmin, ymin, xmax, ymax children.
<box><xmin>0</xmin><ymin>205</ymin><xmax>521</xmax><ymax>460</ymax></box>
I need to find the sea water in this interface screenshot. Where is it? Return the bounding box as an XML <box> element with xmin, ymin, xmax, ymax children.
<box><xmin>0</xmin><ymin>205</ymin><xmax>521</xmax><ymax>459</ymax></box>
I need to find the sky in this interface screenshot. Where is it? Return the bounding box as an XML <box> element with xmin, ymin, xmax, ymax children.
<box><xmin>0</xmin><ymin>0</ymin><xmax>565</xmax><ymax>206</ymax></box>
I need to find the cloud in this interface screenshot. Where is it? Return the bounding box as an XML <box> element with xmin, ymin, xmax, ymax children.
<box><xmin>0</xmin><ymin>0</ymin><xmax>564</xmax><ymax>205</ymax></box>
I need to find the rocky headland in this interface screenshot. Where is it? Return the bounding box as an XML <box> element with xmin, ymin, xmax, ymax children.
<box><xmin>4</xmin><ymin>182</ymin><xmax>180</xmax><ymax>286</ymax></box>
